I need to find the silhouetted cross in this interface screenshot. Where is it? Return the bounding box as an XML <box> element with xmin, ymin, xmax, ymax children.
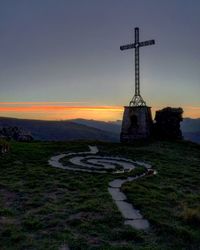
<box><xmin>120</xmin><ymin>27</ymin><xmax>155</xmax><ymax>106</ymax></box>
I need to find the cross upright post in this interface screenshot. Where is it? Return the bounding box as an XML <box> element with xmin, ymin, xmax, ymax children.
<box><xmin>120</xmin><ymin>27</ymin><xmax>155</xmax><ymax>106</ymax></box>
<box><xmin>135</xmin><ymin>27</ymin><xmax>140</xmax><ymax>97</ymax></box>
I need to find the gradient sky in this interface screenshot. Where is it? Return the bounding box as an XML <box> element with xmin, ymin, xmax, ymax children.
<box><xmin>0</xmin><ymin>0</ymin><xmax>199</xmax><ymax>120</ymax></box>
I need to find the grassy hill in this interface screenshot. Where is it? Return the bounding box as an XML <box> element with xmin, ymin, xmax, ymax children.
<box><xmin>0</xmin><ymin>140</ymin><xmax>199</xmax><ymax>249</ymax></box>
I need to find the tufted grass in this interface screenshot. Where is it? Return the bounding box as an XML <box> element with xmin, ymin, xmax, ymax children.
<box><xmin>0</xmin><ymin>140</ymin><xmax>199</xmax><ymax>249</ymax></box>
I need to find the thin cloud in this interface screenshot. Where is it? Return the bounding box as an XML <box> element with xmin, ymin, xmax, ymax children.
<box><xmin>0</xmin><ymin>105</ymin><xmax>123</xmax><ymax>113</ymax></box>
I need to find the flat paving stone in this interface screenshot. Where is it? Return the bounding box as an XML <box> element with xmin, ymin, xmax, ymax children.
<box><xmin>88</xmin><ymin>146</ymin><xmax>99</xmax><ymax>154</ymax></box>
<box><xmin>125</xmin><ymin>219</ymin><xmax>150</xmax><ymax>230</ymax></box>
<box><xmin>109</xmin><ymin>179</ymin><xmax>127</xmax><ymax>188</ymax></box>
<box><xmin>69</xmin><ymin>156</ymin><xmax>101</xmax><ymax>169</ymax></box>
<box><xmin>115</xmin><ymin>200</ymin><xmax>143</xmax><ymax>220</ymax></box>
<box><xmin>108</xmin><ymin>187</ymin><xmax>126</xmax><ymax>201</ymax></box>
<box><xmin>135</xmin><ymin>161</ymin><xmax>152</xmax><ymax>169</ymax></box>
<box><xmin>48</xmin><ymin>154</ymin><xmax>67</xmax><ymax>169</ymax></box>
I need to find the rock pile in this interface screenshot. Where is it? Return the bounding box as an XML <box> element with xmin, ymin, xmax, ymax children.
<box><xmin>154</xmin><ymin>107</ymin><xmax>183</xmax><ymax>140</ymax></box>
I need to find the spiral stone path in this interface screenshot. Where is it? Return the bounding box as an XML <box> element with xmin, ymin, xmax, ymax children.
<box><xmin>49</xmin><ymin>146</ymin><xmax>156</xmax><ymax>230</ymax></box>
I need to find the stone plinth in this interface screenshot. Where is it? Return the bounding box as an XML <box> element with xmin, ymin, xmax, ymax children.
<box><xmin>120</xmin><ymin>106</ymin><xmax>152</xmax><ymax>143</ymax></box>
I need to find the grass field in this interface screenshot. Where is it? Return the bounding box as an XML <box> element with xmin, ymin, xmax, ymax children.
<box><xmin>0</xmin><ymin>140</ymin><xmax>199</xmax><ymax>249</ymax></box>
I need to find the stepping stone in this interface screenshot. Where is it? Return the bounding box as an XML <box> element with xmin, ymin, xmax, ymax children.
<box><xmin>88</xmin><ymin>145</ymin><xmax>99</xmax><ymax>154</ymax></box>
<box><xmin>115</xmin><ymin>200</ymin><xmax>143</xmax><ymax>220</ymax></box>
<box><xmin>127</xmin><ymin>176</ymin><xmax>136</xmax><ymax>182</ymax></box>
<box><xmin>109</xmin><ymin>179</ymin><xmax>127</xmax><ymax>188</ymax></box>
<box><xmin>48</xmin><ymin>154</ymin><xmax>67</xmax><ymax>169</ymax></box>
<box><xmin>125</xmin><ymin>219</ymin><xmax>150</xmax><ymax>230</ymax></box>
<box><xmin>135</xmin><ymin>161</ymin><xmax>151</xmax><ymax>169</ymax></box>
<box><xmin>108</xmin><ymin>187</ymin><xmax>126</xmax><ymax>201</ymax></box>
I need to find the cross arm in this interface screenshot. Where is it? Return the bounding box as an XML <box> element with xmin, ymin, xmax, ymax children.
<box><xmin>120</xmin><ymin>43</ymin><xmax>135</xmax><ymax>51</ymax></box>
<box><xmin>120</xmin><ymin>39</ymin><xmax>155</xmax><ymax>51</ymax></box>
<box><xmin>139</xmin><ymin>40</ymin><xmax>155</xmax><ymax>47</ymax></box>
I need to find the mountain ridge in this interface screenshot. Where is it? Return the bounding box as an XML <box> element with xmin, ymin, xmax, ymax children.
<box><xmin>0</xmin><ymin>117</ymin><xmax>119</xmax><ymax>142</ymax></box>
<box><xmin>0</xmin><ymin>117</ymin><xmax>199</xmax><ymax>143</ymax></box>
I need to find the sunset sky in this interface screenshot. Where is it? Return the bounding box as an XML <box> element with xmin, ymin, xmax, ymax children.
<box><xmin>0</xmin><ymin>0</ymin><xmax>199</xmax><ymax>121</ymax></box>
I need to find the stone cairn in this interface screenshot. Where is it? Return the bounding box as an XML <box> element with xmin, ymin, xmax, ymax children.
<box><xmin>153</xmin><ymin>107</ymin><xmax>183</xmax><ymax>140</ymax></box>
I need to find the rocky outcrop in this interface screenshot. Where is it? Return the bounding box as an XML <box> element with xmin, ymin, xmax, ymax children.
<box><xmin>154</xmin><ymin>107</ymin><xmax>183</xmax><ymax>140</ymax></box>
<box><xmin>0</xmin><ymin>127</ymin><xmax>33</xmax><ymax>142</ymax></box>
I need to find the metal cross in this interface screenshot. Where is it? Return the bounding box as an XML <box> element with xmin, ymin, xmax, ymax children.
<box><xmin>120</xmin><ymin>27</ymin><xmax>155</xmax><ymax>106</ymax></box>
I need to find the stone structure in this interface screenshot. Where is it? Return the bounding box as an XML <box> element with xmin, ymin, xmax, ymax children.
<box><xmin>154</xmin><ymin>107</ymin><xmax>183</xmax><ymax>140</ymax></box>
<box><xmin>120</xmin><ymin>106</ymin><xmax>153</xmax><ymax>142</ymax></box>
<box><xmin>120</xmin><ymin>27</ymin><xmax>155</xmax><ymax>142</ymax></box>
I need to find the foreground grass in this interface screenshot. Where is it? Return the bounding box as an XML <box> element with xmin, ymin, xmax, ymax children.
<box><xmin>0</xmin><ymin>140</ymin><xmax>199</xmax><ymax>249</ymax></box>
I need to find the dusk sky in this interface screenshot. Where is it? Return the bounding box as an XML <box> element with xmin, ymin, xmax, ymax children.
<box><xmin>0</xmin><ymin>0</ymin><xmax>199</xmax><ymax>120</ymax></box>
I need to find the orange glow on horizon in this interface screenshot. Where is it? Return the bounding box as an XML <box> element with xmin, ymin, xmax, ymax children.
<box><xmin>0</xmin><ymin>102</ymin><xmax>199</xmax><ymax>121</ymax></box>
<box><xmin>0</xmin><ymin>105</ymin><xmax>123</xmax><ymax>113</ymax></box>
<box><xmin>0</xmin><ymin>103</ymin><xmax>123</xmax><ymax>121</ymax></box>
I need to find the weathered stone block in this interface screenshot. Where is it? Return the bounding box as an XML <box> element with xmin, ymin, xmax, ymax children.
<box><xmin>154</xmin><ymin>107</ymin><xmax>183</xmax><ymax>140</ymax></box>
<box><xmin>120</xmin><ymin>106</ymin><xmax>153</xmax><ymax>143</ymax></box>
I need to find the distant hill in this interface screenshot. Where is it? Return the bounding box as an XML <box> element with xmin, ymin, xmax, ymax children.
<box><xmin>181</xmin><ymin>118</ymin><xmax>200</xmax><ymax>143</ymax></box>
<box><xmin>72</xmin><ymin>118</ymin><xmax>200</xmax><ymax>144</ymax></box>
<box><xmin>183</xmin><ymin>132</ymin><xmax>200</xmax><ymax>144</ymax></box>
<box><xmin>0</xmin><ymin>117</ymin><xmax>119</xmax><ymax>142</ymax></box>
<box><xmin>181</xmin><ymin>118</ymin><xmax>200</xmax><ymax>132</ymax></box>
<box><xmin>70</xmin><ymin>118</ymin><xmax>121</xmax><ymax>134</ymax></box>
<box><xmin>0</xmin><ymin>117</ymin><xmax>199</xmax><ymax>143</ymax></box>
